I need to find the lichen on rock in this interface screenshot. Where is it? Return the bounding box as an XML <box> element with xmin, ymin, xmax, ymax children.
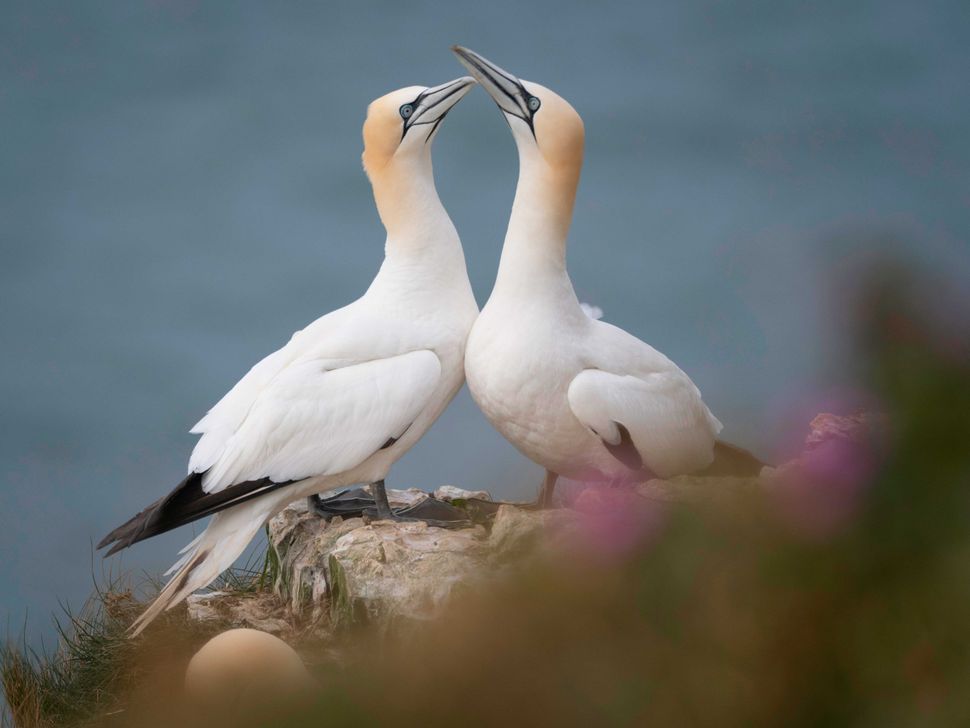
<box><xmin>326</xmin><ymin>520</ymin><xmax>488</xmax><ymax>629</ymax></box>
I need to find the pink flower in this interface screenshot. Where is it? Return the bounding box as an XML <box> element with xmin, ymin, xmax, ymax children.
<box><xmin>772</xmin><ymin>410</ymin><xmax>886</xmax><ymax>539</ymax></box>
<box><xmin>568</xmin><ymin>485</ymin><xmax>665</xmax><ymax>563</ymax></box>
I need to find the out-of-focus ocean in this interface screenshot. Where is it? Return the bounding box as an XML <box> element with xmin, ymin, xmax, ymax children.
<box><xmin>2</xmin><ymin>1</ymin><xmax>968</xmax><ymax>644</ymax></box>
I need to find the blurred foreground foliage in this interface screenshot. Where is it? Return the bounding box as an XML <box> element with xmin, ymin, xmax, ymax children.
<box><xmin>4</xmin><ymin>267</ymin><xmax>970</xmax><ymax>727</ymax></box>
<box><xmin>1</xmin><ymin>552</ymin><xmax>278</xmax><ymax>727</ymax></box>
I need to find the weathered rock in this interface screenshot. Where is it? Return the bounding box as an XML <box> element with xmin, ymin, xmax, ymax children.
<box><xmin>636</xmin><ymin>475</ymin><xmax>761</xmax><ymax>504</ymax></box>
<box><xmin>256</xmin><ymin>479</ymin><xmax>769</xmax><ymax>635</ymax></box>
<box><xmin>386</xmin><ymin>487</ymin><xmax>431</xmax><ymax>508</ymax></box>
<box><xmin>487</xmin><ymin>504</ymin><xmax>581</xmax><ymax>564</ymax></box>
<box><xmin>269</xmin><ymin>500</ymin><xmax>365</xmax><ymax>621</ymax></box>
<box><xmin>433</xmin><ymin>485</ymin><xmax>492</xmax><ymax>503</ymax></box>
<box><xmin>805</xmin><ymin>412</ymin><xmax>887</xmax><ymax>449</ymax></box>
<box><xmin>761</xmin><ymin>410</ymin><xmax>887</xmax><ymax>484</ymax></box>
<box><xmin>267</xmin><ymin>491</ymin><xmax>491</xmax><ymax>632</ymax></box>
<box><xmin>328</xmin><ymin>520</ymin><xmax>488</xmax><ymax>629</ymax></box>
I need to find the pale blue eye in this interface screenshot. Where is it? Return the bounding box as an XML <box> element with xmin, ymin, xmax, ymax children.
<box><xmin>400</xmin><ymin>104</ymin><xmax>414</xmax><ymax>119</ymax></box>
<box><xmin>527</xmin><ymin>96</ymin><xmax>541</xmax><ymax>112</ymax></box>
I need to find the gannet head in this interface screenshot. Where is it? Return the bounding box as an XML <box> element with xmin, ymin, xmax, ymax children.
<box><xmin>451</xmin><ymin>46</ymin><xmax>584</xmax><ymax>172</ymax></box>
<box><xmin>362</xmin><ymin>76</ymin><xmax>476</xmax><ymax>178</ymax></box>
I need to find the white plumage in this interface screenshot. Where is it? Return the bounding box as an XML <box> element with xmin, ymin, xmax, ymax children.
<box><xmin>567</xmin><ymin>367</ymin><xmax>722</xmax><ymax>479</ymax></box>
<box><xmin>102</xmin><ymin>77</ymin><xmax>480</xmax><ymax>634</ymax></box>
<box><xmin>193</xmin><ymin>348</ymin><xmax>441</xmax><ymax>493</ymax></box>
<box><xmin>455</xmin><ymin>47</ymin><xmax>730</xmax><ymax>499</ymax></box>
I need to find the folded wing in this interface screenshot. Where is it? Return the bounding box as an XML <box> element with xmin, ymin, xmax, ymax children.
<box><xmin>199</xmin><ymin>349</ymin><xmax>441</xmax><ymax>492</ymax></box>
<box><xmin>99</xmin><ymin>349</ymin><xmax>441</xmax><ymax>554</ymax></box>
<box><xmin>567</xmin><ymin>368</ymin><xmax>722</xmax><ymax>479</ymax></box>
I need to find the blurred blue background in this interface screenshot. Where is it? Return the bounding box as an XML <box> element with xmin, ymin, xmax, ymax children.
<box><xmin>1</xmin><ymin>0</ymin><xmax>968</xmax><ymax>645</ymax></box>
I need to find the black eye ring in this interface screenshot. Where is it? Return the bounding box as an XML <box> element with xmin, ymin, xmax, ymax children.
<box><xmin>400</xmin><ymin>104</ymin><xmax>414</xmax><ymax>119</ymax></box>
<box><xmin>527</xmin><ymin>96</ymin><xmax>541</xmax><ymax>112</ymax></box>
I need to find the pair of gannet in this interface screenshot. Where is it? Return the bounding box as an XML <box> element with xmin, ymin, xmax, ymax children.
<box><xmin>100</xmin><ymin>49</ymin><xmax>757</xmax><ymax>634</ymax></box>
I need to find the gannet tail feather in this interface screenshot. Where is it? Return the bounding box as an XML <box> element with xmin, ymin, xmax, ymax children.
<box><xmin>97</xmin><ymin>472</ymin><xmax>294</xmax><ymax>556</ymax></box>
<box><xmin>129</xmin><ymin>500</ymin><xmax>273</xmax><ymax>636</ymax></box>
<box><xmin>697</xmin><ymin>440</ymin><xmax>766</xmax><ymax>477</ymax></box>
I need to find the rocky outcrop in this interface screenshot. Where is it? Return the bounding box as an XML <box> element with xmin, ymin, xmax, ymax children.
<box><xmin>324</xmin><ymin>520</ymin><xmax>488</xmax><ymax>630</ymax></box>
<box><xmin>180</xmin><ymin>486</ymin><xmax>587</xmax><ymax>636</ymax></box>
<box><xmin>184</xmin><ymin>483</ymin><xmax>730</xmax><ymax>636</ymax></box>
<box><xmin>185</xmin><ymin>412</ymin><xmax>883</xmax><ymax>636</ymax></box>
<box><xmin>266</xmin><ymin>489</ymin><xmax>587</xmax><ymax>633</ymax></box>
<box><xmin>804</xmin><ymin>412</ymin><xmax>887</xmax><ymax>449</ymax></box>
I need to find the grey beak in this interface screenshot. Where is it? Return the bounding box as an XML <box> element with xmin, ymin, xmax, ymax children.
<box><xmin>403</xmin><ymin>75</ymin><xmax>476</xmax><ymax>140</ymax></box>
<box><xmin>451</xmin><ymin>46</ymin><xmax>537</xmax><ymax>135</ymax></box>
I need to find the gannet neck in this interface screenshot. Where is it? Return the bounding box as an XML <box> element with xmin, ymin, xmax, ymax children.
<box><xmin>366</xmin><ymin>151</ymin><xmax>471</xmax><ymax>303</ymax></box>
<box><xmin>369</xmin><ymin>152</ymin><xmax>457</xmax><ymax>255</ymax></box>
<box><xmin>491</xmin><ymin>146</ymin><xmax>581</xmax><ymax>299</ymax></box>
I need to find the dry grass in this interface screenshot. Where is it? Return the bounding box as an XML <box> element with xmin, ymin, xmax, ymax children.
<box><xmin>1</xmin><ymin>534</ymin><xmax>285</xmax><ymax>728</ymax></box>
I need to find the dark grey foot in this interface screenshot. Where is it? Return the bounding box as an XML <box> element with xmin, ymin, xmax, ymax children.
<box><xmin>306</xmin><ymin>482</ymin><xmax>470</xmax><ymax>529</ymax></box>
<box><xmin>379</xmin><ymin>497</ymin><xmax>471</xmax><ymax>529</ymax></box>
<box><xmin>366</xmin><ymin>480</ymin><xmax>471</xmax><ymax>529</ymax></box>
<box><xmin>307</xmin><ymin>488</ymin><xmax>376</xmax><ymax>520</ymax></box>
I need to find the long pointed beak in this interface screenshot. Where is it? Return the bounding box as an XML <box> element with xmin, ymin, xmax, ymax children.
<box><xmin>451</xmin><ymin>46</ymin><xmax>533</xmax><ymax>127</ymax></box>
<box><xmin>404</xmin><ymin>75</ymin><xmax>476</xmax><ymax>139</ymax></box>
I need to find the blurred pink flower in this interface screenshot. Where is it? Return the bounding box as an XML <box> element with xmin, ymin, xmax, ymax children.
<box><xmin>773</xmin><ymin>411</ymin><xmax>887</xmax><ymax>539</ymax></box>
<box><xmin>769</xmin><ymin>387</ymin><xmax>883</xmax><ymax>465</ymax></box>
<box><xmin>567</xmin><ymin>485</ymin><xmax>665</xmax><ymax>563</ymax></box>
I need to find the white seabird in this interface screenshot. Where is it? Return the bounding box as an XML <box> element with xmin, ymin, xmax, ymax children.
<box><xmin>99</xmin><ymin>76</ymin><xmax>480</xmax><ymax>634</ymax></box>
<box><xmin>453</xmin><ymin>47</ymin><xmax>760</xmax><ymax>506</ymax></box>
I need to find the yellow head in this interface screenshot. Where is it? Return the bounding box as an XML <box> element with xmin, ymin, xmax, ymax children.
<box><xmin>362</xmin><ymin>76</ymin><xmax>476</xmax><ymax>179</ymax></box>
<box><xmin>452</xmin><ymin>46</ymin><xmax>584</xmax><ymax>175</ymax></box>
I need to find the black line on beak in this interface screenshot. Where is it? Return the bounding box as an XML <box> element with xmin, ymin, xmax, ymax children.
<box><xmin>452</xmin><ymin>47</ymin><xmax>537</xmax><ymax>139</ymax></box>
<box><xmin>402</xmin><ymin>79</ymin><xmax>471</xmax><ymax>140</ymax></box>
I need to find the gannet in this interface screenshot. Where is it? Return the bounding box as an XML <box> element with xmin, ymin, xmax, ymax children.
<box><xmin>453</xmin><ymin>47</ymin><xmax>760</xmax><ymax>506</ymax></box>
<box><xmin>98</xmin><ymin>76</ymin><xmax>479</xmax><ymax>634</ymax></box>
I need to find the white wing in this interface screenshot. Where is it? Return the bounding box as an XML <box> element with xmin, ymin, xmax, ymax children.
<box><xmin>567</xmin><ymin>368</ymin><xmax>722</xmax><ymax>478</ymax></box>
<box><xmin>187</xmin><ymin>342</ymin><xmax>302</xmax><ymax>475</ymax></box>
<box><xmin>193</xmin><ymin>349</ymin><xmax>441</xmax><ymax>493</ymax></box>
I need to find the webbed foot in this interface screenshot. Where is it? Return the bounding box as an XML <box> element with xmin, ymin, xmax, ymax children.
<box><xmin>306</xmin><ymin>482</ymin><xmax>471</xmax><ymax>529</ymax></box>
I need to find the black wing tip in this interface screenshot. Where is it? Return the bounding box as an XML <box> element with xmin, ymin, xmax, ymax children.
<box><xmin>100</xmin><ymin>520</ymin><xmax>153</xmax><ymax>556</ymax></box>
<box><xmin>97</xmin><ymin>509</ymin><xmax>152</xmax><ymax>556</ymax></box>
<box><xmin>97</xmin><ymin>471</ymin><xmax>295</xmax><ymax>558</ymax></box>
<box><xmin>97</xmin><ymin>513</ymin><xmax>142</xmax><ymax>554</ymax></box>
<box><xmin>96</xmin><ymin>477</ymin><xmax>199</xmax><ymax>558</ymax></box>
<box><xmin>97</xmin><ymin>505</ymin><xmax>153</xmax><ymax>551</ymax></box>
<box><xmin>103</xmin><ymin>540</ymin><xmax>131</xmax><ymax>558</ymax></box>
